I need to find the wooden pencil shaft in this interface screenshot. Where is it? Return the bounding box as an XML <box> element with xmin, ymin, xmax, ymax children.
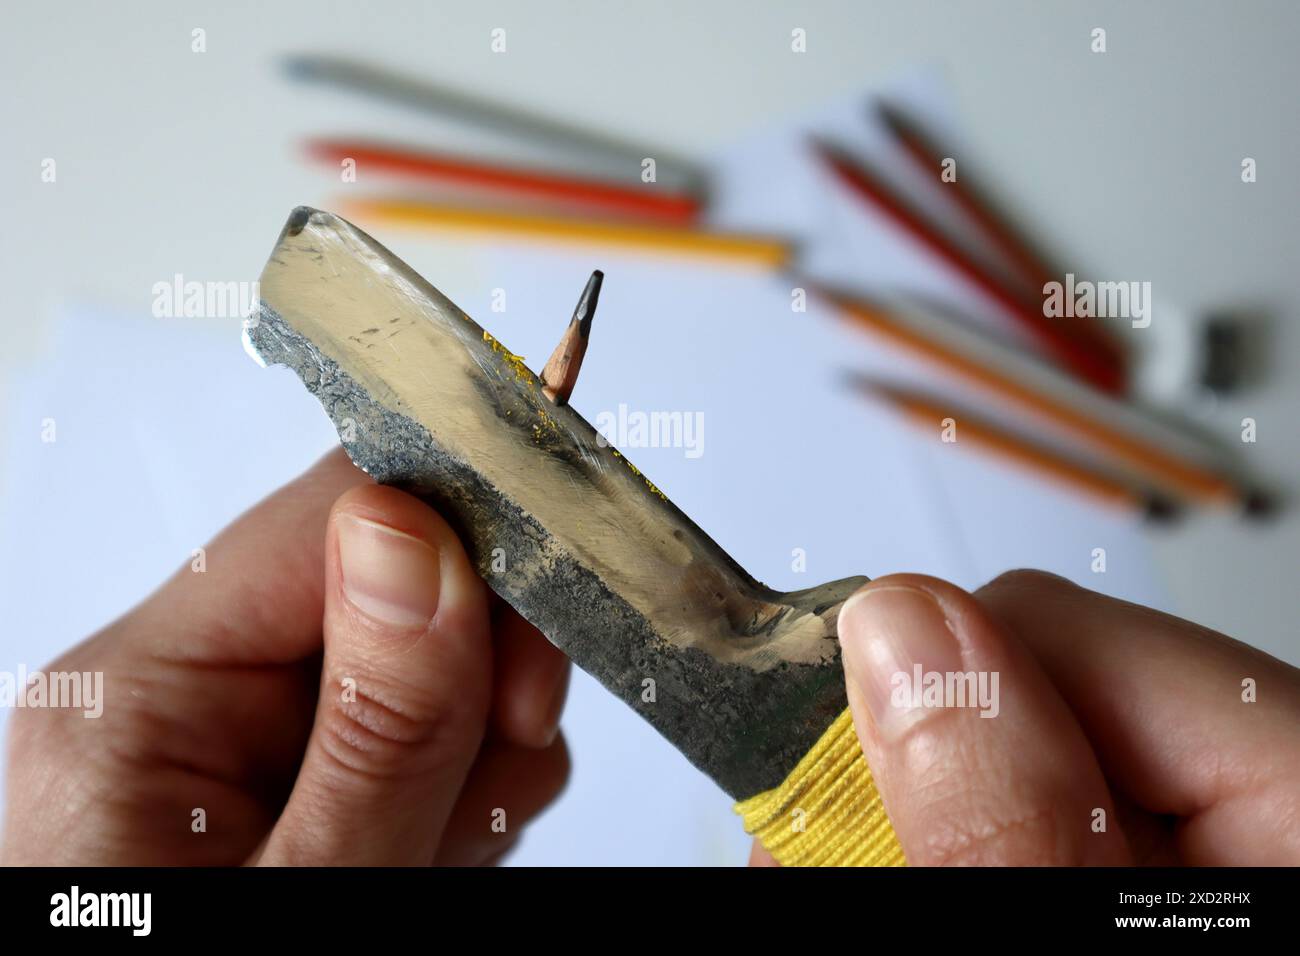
<box><xmin>541</xmin><ymin>270</ymin><xmax>603</xmax><ymax>405</ymax></box>
<box><xmin>872</xmin><ymin>385</ymin><xmax>1143</xmax><ymax>510</ymax></box>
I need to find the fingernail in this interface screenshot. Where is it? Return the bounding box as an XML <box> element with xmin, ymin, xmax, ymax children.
<box><xmin>337</xmin><ymin>515</ymin><xmax>441</xmax><ymax>628</ymax></box>
<box><xmin>838</xmin><ymin>585</ymin><xmax>963</xmax><ymax>740</ymax></box>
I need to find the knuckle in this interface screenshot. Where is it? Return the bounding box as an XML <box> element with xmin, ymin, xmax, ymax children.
<box><xmin>897</xmin><ymin>727</ymin><xmax>1085</xmax><ymax>866</ymax></box>
<box><xmin>316</xmin><ymin>675</ymin><xmax>471</xmax><ymax>781</ymax></box>
<box><xmin>919</xmin><ymin>797</ymin><xmax>1073</xmax><ymax>866</ymax></box>
<box><xmin>906</xmin><ymin>762</ymin><xmax>1082</xmax><ymax>865</ymax></box>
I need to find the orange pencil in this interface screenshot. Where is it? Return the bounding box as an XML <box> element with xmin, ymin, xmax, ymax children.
<box><xmin>808</xmin><ymin>283</ymin><xmax>1244</xmax><ymax>506</ymax></box>
<box><xmin>850</xmin><ymin>377</ymin><xmax>1174</xmax><ymax>518</ymax></box>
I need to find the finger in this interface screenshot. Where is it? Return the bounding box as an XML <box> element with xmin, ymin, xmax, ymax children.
<box><xmin>839</xmin><ymin>574</ymin><xmax>1130</xmax><ymax>865</ymax></box>
<box><xmin>258</xmin><ymin>484</ymin><xmax>492</xmax><ymax>865</ymax></box>
<box><xmin>434</xmin><ymin>735</ymin><xmax>571</xmax><ymax>866</ymax></box>
<box><xmin>491</xmin><ymin>603</ymin><xmax>571</xmax><ymax>748</ymax></box>
<box><xmin>748</xmin><ymin>841</ymin><xmax>779</xmax><ymax>867</ymax></box>
<box><xmin>138</xmin><ymin>447</ymin><xmax>369</xmax><ymax>665</ymax></box>
<box><xmin>976</xmin><ymin>570</ymin><xmax>1300</xmax><ymax>864</ymax></box>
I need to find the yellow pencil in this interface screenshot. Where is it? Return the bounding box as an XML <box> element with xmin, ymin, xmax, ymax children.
<box><xmin>339</xmin><ymin>198</ymin><xmax>791</xmax><ymax>269</ymax></box>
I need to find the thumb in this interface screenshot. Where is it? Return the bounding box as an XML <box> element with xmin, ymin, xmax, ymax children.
<box><xmin>258</xmin><ymin>485</ymin><xmax>492</xmax><ymax>865</ymax></box>
<box><xmin>838</xmin><ymin>574</ymin><xmax>1130</xmax><ymax>865</ymax></box>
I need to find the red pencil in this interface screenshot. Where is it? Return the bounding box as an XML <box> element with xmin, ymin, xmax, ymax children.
<box><xmin>811</xmin><ymin>138</ymin><xmax>1127</xmax><ymax>395</ymax></box>
<box><xmin>305</xmin><ymin>139</ymin><xmax>702</xmax><ymax>225</ymax></box>
<box><xmin>877</xmin><ymin>103</ymin><xmax>1055</xmax><ymax>295</ymax></box>
<box><xmin>876</xmin><ymin>103</ymin><xmax>1127</xmax><ymax>373</ymax></box>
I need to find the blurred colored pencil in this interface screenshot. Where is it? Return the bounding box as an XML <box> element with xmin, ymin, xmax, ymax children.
<box><xmin>877</xmin><ymin>102</ymin><xmax>1057</xmax><ymax>295</ymax></box>
<box><xmin>306</xmin><ymin>139</ymin><xmax>701</xmax><ymax>224</ymax></box>
<box><xmin>807</xmin><ymin>283</ymin><xmax>1243</xmax><ymax>506</ymax></box>
<box><xmin>849</xmin><ymin>377</ymin><xmax>1175</xmax><ymax>518</ymax></box>
<box><xmin>285</xmin><ymin>54</ymin><xmax>705</xmax><ymax>192</ymax></box>
<box><xmin>876</xmin><ymin>101</ymin><xmax>1127</xmax><ymax>376</ymax></box>
<box><xmin>341</xmin><ymin>198</ymin><xmax>790</xmax><ymax>268</ymax></box>
<box><xmin>811</xmin><ymin>138</ymin><xmax>1128</xmax><ymax>395</ymax></box>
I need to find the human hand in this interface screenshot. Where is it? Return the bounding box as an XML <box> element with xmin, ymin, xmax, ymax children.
<box><xmin>1</xmin><ymin>449</ymin><xmax>570</xmax><ymax>865</ymax></box>
<box><xmin>752</xmin><ymin>571</ymin><xmax>1300</xmax><ymax>866</ymax></box>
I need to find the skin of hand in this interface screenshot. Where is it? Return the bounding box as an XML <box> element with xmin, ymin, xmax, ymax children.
<box><xmin>751</xmin><ymin>571</ymin><xmax>1300</xmax><ymax>866</ymax></box>
<box><xmin>0</xmin><ymin>449</ymin><xmax>571</xmax><ymax>866</ymax></box>
<box><xmin>7</xmin><ymin>450</ymin><xmax>1297</xmax><ymax>869</ymax></box>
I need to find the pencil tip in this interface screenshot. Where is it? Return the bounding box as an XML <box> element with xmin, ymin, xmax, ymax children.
<box><xmin>837</xmin><ymin>369</ymin><xmax>872</xmax><ymax>394</ymax></box>
<box><xmin>1142</xmin><ymin>494</ymin><xmax>1183</xmax><ymax>525</ymax></box>
<box><xmin>1242</xmin><ymin>487</ymin><xmax>1281</xmax><ymax>520</ymax></box>
<box><xmin>875</xmin><ymin>100</ymin><xmax>914</xmax><ymax>135</ymax></box>
<box><xmin>541</xmin><ymin>271</ymin><xmax>604</xmax><ymax>405</ymax></box>
<box><xmin>573</xmin><ymin>270</ymin><xmax>604</xmax><ymax>339</ymax></box>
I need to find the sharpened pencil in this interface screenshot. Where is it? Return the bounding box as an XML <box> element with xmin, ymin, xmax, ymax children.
<box><xmin>542</xmin><ymin>270</ymin><xmax>604</xmax><ymax>405</ymax></box>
